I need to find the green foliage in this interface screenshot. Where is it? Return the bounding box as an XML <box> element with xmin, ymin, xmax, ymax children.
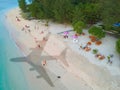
<box><xmin>18</xmin><ymin>0</ymin><xmax>101</xmax><ymax>24</ymax></box>
<box><xmin>82</xmin><ymin>3</ymin><xmax>101</xmax><ymax>24</ymax></box>
<box><xmin>17</xmin><ymin>0</ymin><xmax>120</xmax><ymax>54</ymax></box>
<box><xmin>18</xmin><ymin>0</ymin><xmax>27</xmax><ymax>12</ymax></box>
<box><xmin>107</xmin><ymin>56</ymin><xmax>111</xmax><ymax>60</ymax></box>
<box><xmin>17</xmin><ymin>0</ymin><xmax>120</xmax><ymax>33</ymax></box>
<box><xmin>116</xmin><ymin>39</ymin><xmax>120</xmax><ymax>54</ymax></box>
<box><xmin>53</xmin><ymin>0</ymin><xmax>73</xmax><ymax>23</ymax></box>
<box><xmin>28</xmin><ymin>1</ymin><xmax>41</xmax><ymax>18</ymax></box>
<box><xmin>38</xmin><ymin>0</ymin><xmax>54</xmax><ymax>19</ymax></box>
<box><xmin>72</xmin><ymin>0</ymin><xmax>99</xmax><ymax>5</ymax></box>
<box><xmin>92</xmin><ymin>49</ymin><xmax>98</xmax><ymax>54</ymax></box>
<box><xmin>89</xmin><ymin>26</ymin><xmax>105</xmax><ymax>39</ymax></box>
<box><xmin>73</xmin><ymin>3</ymin><xmax>101</xmax><ymax>24</ymax></box>
<box><xmin>100</xmin><ymin>0</ymin><xmax>120</xmax><ymax>34</ymax></box>
<box><xmin>20</xmin><ymin>12</ymin><xmax>31</xmax><ymax>19</ymax></box>
<box><xmin>73</xmin><ymin>21</ymin><xmax>85</xmax><ymax>34</ymax></box>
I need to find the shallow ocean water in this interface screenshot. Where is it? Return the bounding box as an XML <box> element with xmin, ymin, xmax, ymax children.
<box><xmin>0</xmin><ymin>0</ymin><xmax>29</xmax><ymax>90</ymax></box>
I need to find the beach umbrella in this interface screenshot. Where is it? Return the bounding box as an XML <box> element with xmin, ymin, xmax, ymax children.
<box><xmin>64</xmin><ymin>31</ymin><xmax>69</xmax><ymax>35</ymax></box>
<box><xmin>72</xmin><ymin>34</ymin><xmax>78</xmax><ymax>39</ymax></box>
<box><xmin>72</xmin><ymin>34</ymin><xmax>79</xmax><ymax>43</ymax></box>
<box><xmin>113</xmin><ymin>23</ymin><xmax>120</xmax><ymax>27</ymax></box>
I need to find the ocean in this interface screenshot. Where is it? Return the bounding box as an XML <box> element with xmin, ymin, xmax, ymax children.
<box><xmin>0</xmin><ymin>0</ymin><xmax>29</xmax><ymax>90</ymax></box>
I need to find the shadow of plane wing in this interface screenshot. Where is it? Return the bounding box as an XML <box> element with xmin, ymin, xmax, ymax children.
<box><xmin>41</xmin><ymin>55</ymin><xmax>57</xmax><ymax>61</ymax></box>
<box><xmin>55</xmin><ymin>48</ymin><xmax>69</xmax><ymax>67</ymax></box>
<box><xmin>28</xmin><ymin>45</ymin><xmax>57</xmax><ymax>62</ymax></box>
<box><xmin>10</xmin><ymin>57</ymin><xmax>55</xmax><ymax>87</ymax></box>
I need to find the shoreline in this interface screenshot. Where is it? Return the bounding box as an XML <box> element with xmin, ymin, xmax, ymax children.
<box><xmin>5</xmin><ymin>7</ymin><xmax>120</xmax><ymax>90</ymax></box>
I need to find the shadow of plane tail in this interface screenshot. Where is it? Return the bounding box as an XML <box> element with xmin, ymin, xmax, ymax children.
<box><xmin>10</xmin><ymin>57</ymin><xmax>27</xmax><ymax>62</ymax></box>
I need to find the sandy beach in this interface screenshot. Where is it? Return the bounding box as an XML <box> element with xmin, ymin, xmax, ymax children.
<box><xmin>5</xmin><ymin>7</ymin><xmax>120</xmax><ymax>90</ymax></box>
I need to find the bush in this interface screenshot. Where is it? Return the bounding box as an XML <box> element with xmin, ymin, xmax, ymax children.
<box><xmin>73</xmin><ymin>3</ymin><xmax>101</xmax><ymax>24</ymax></box>
<box><xmin>89</xmin><ymin>26</ymin><xmax>105</xmax><ymax>39</ymax></box>
<box><xmin>116</xmin><ymin>39</ymin><xmax>120</xmax><ymax>53</ymax></box>
<box><xmin>20</xmin><ymin>12</ymin><xmax>31</xmax><ymax>20</ymax></box>
<box><xmin>92</xmin><ymin>49</ymin><xmax>98</xmax><ymax>54</ymax></box>
<box><xmin>73</xmin><ymin>21</ymin><xmax>86</xmax><ymax>34</ymax></box>
<box><xmin>18</xmin><ymin>0</ymin><xmax>27</xmax><ymax>12</ymax></box>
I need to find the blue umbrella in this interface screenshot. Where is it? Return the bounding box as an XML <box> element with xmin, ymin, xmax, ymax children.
<box><xmin>113</xmin><ymin>23</ymin><xmax>120</xmax><ymax>27</ymax></box>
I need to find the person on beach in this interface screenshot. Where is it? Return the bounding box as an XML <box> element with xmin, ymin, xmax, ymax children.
<box><xmin>107</xmin><ymin>56</ymin><xmax>112</xmax><ymax>64</ymax></box>
<box><xmin>28</xmin><ymin>29</ymin><xmax>31</xmax><ymax>33</ymax></box>
<box><xmin>17</xmin><ymin>18</ymin><xmax>20</xmax><ymax>21</ymax></box>
<box><xmin>43</xmin><ymin>37</ymin><xmax>47</xmax><ymax>41</ymax></box>
<box><xmin>40</xmin><ymin>31</ymin><xmax>44</xmax><ymax>34</ymax></box>
<box><xmin>25</xmin><ymin>25</ymin><xmax>30</xmax><ymax>28</ymax></box>
<box><xmin>38</xmin><ymin>44</ymin><xmax>40</xmax><ymax>48</ymax></box>
<box><xmin>42</xmin><ymin>60</ymin><xmax>46</xmax><ymax>66</ymax></box>
<box><xmin>63</xmin><ymin>31</ymin><xmax>69</xmax><ymax>39</ymax></box>
<box><xmin>16</xmin><ymin>16</ymin><xmax>20</xmax><ymax>21</ymax></box>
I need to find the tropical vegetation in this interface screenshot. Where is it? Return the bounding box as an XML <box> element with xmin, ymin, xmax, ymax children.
<box><xmin>73</xmin><ymin>21</ymin><xmax>85</xmax><ymax>34</ymax></box>
<box><xmin>18</xmin><ymin>0</ymin><xmax>120</xmax><ymax>53</ymax></box>
<box><xmin>89</xmin><ymin>26</ymin><xmax>105</xmax><ymax>39</ymax></box>
<box><xmin>116</xmin><ymin>39</ymin><xmax>120</xmax><ymax>53</ymax></box>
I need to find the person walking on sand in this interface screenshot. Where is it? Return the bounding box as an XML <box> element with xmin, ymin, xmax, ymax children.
<box><xmin>42</xmin><ymin>60</ymin><xmax>46</xmax><ymax>66</ymax></box>
<box><xmin>37</xmin><ymin>44</ymin><xmax>40</xmax><ymax>48</ymax></box>
<box><xmin>107</xmin><ymin>56</ymin><xmax>112</xmax><ymax>64</ymax></box>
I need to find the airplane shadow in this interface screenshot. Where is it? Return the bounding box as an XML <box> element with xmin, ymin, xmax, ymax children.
<box><xmin>10</xmin><ymin>32</ymin><xmax>69</xmax><ymax>87</ymax></box>
<box><xmin>10</xmin><ymin>55</ymin><xmax>55</xmax><ymax>87</ymax></box>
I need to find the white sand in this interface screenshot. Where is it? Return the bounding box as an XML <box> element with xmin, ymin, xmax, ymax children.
<box><xmin>5</xmin><ymin>7</ymin><xmax>120</xmax><ymax>90</ymax></box>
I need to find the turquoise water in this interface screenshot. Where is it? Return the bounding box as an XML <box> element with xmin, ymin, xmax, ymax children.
<box><xmin>0</xmin><ymin>0</ymin><xmax>29</xmax><ymax>90</ymax></box>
